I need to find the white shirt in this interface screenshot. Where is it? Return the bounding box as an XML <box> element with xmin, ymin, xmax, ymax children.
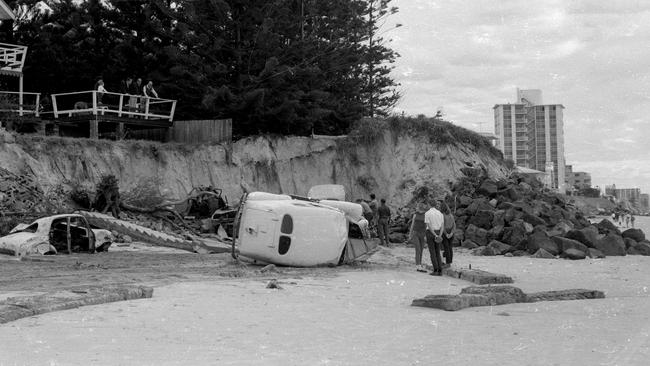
<box><xmin>424</xmin><ymin>208</ymin><xmax>444</xmax><ymax>234</ymax></box>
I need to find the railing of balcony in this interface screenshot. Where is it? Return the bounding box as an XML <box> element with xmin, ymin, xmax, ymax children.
<box><xmin>0</xmin><ymin>42</ymin><xmax>28</xmax><ymax>73</ymax></box>
<box><xmin>0</xmin><ymin>90</ymin><xmax>40</xmax><ymax>116</ymax></box>
<box><xmin>51</xmin><ymin>91</ymin><xmax>177</xmax><ymax>121</ymax></box>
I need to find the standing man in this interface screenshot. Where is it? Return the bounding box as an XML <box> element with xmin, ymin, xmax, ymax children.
<box><xmin>424</xmin><ymin>201</ymin><xmax>444</xmax><ymax>276</ymax></box>
<box><xmin>377</xmin><ymin>198</ymin><xmax>391</xmax><ymax>246</ymax></box>
<box><xmin>368</xmin><ymin>193</ymin><xmax>379</xmax><ymax>228</ymax></box>
<box><xmin>440</xmin><ymin>202</ymin><xmax>456</xmax><ymax>267</ymax></box>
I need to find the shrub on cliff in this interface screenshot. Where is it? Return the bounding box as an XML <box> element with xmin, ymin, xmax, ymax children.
<box><xmin>387</xmin><ymin>115</ymin><xmax>503</xmax><ymax>160</ymax></box>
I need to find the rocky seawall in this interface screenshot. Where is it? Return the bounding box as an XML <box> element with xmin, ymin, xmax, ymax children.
<box><xmin>0</xmin><ymin>127</ymin><xmax>507</xmax><ymax>209</ymax></box>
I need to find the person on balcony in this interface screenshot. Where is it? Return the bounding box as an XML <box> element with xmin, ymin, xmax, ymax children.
<box><xmin>121</xmin><ymin>77</ymin><xmax>137</xmax><ymax>111</ymax></box>
<box><xmin>143</xmin><ymin>81</ymin><xmax>159</xmax><ymax>99</ymax></box>
<box><xmin>95</xmin><ymin>79</ymin><xmax>108</xmax><ymax>105</ymax></box>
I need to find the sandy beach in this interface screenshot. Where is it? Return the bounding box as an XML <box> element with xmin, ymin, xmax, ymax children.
<box><xmin>1</xmin><ymin>244</ymin><xmax>649</xmax><ymax>366</ymax></box>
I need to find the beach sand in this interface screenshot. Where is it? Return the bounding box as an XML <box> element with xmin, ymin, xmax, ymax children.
<box><xmin>1</xmin><ymin>244</ymin><xmax>649</xmax><ymax>365</ymax></box>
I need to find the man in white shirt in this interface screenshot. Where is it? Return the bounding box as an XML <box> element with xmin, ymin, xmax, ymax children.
<box><xmin>424</xmin><ymin>201</ymin><xmax>444</xmax><ymax>276</ymax></box>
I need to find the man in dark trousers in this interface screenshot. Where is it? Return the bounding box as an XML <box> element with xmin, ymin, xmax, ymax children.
<box><xmin>377</xmin><ymin>198</ymin><xmax>391</xmax><ymax>246</ymax></box>
<box><xmin>368</xmin><ymin>193</ymin><xmax>379</xmax><ymax>228</ymax></box>
<box><xmin>424</xmin><ymin>201</ymin><xmax>444</xmax><ymax>276</ymax></box>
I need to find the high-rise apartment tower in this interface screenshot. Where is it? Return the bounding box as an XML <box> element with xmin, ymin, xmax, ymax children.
<box><xmin>494</xmin><ymin>89</ymin><xmax>566</xmax><ymax>192</ymax></box>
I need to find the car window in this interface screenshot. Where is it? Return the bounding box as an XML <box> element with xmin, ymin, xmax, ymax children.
<box><xmin>16</xmin><ymin>223</ymin><xmax>38</xmax><ymax>233</ymax></box>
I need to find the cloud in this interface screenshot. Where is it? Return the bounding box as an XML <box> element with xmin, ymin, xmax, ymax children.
<box><xmin>388</xmin><ymin>0</ymin><xmax>650</xmax><ymax>193</ymax></box>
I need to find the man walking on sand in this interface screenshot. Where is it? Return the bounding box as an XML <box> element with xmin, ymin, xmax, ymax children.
<box><xmin>424</xmin><ymin>201</ymin><xmax>444</xmax><ymax>276</ymax></box>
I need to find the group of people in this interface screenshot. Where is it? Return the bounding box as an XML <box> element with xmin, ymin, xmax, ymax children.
<box><xmin>356</xmin><ymin>193</ymin><xmax>392</xmax><ymax>247</ymax></box>
<box><xmin>356</xmin><ymin>193</ymin><xmax>456</xmax><ymax>276</ymax></box>
<box><xmin>94</xmin><ymin>77</ymin><xmax>160</xmax><ymax>107</ymax></box>
<box><xmin>612</xmin><ymin>211</ymin><xmax>635</xmax><ymax>228</ymax></box>
<box><xmin>407</xmin><ymin>200</ymin><xmax>455</xmax><ymax>276</ymax></box>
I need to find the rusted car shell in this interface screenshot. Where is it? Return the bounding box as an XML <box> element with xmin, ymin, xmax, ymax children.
<box><xmin>0</xmin><ymin>214</ymin><xmax>112</xmax><ymax>256</ymax></box>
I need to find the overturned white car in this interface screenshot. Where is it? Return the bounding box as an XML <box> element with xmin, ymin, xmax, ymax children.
<box><xmin>0</xmin><ymin>214</ymin><xmax>113</xmax><ymax>256</ymax></box>
<box><xmin>232</xmin><ymin>188</ymin><xmax>377</xmax><ymax>267</ymax></box>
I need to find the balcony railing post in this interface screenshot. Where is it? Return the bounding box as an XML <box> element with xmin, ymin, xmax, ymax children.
<box><xmin>118</xmin><ymin>94</ymin><xmax>123</xmax><ymax>117</ymax></box>
<box><xmin>169</xmin><ymin>100</ymin><xmax>177</xmax><ymax>121</ymax></box>
<box><xmin>35</xmin><ymin>93</ymin><xmax>40</xmax><ymax>117</ymax></box>
<box><xmin>92</xmin><ymin>91</ymin><xmax>97</xmax><ymax>115</ymax></box>
<box><xmin>52</xmin><ymin>95</ymin><xmax>58</xmax><ymax>118</ymax></box>
<box><xmin>18</xmin><ymin>76</ymin><xmax>23</xmax><ymax>116</ymax></box>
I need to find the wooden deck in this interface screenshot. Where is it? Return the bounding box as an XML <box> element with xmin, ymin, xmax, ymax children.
<box><xmin>51</xmin><ymin>90</ymin><xmax>176</xmax><ymax>122</ymax></box>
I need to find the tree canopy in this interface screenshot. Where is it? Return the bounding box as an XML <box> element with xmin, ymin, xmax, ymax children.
<box><xmin>1</xmin><ymin>0</ymin><xmax>401</xmax><ymax>137</ymax></box>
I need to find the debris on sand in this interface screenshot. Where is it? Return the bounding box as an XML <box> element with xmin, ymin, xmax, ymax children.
<box><xmin>412</xmin><ymin>285</ymin><xmax>605</xmax><ymax>311</ymax></box>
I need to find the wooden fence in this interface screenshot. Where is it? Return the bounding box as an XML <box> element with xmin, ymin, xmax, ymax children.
<box><xmin>127</xmin><ymin>119</ymin><xmax>232</xmax><ymax>144</ymax></box>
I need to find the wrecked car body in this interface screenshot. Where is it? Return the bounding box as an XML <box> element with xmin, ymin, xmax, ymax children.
<box><xmin>232</xmin><ymin>190</ymin><xmax>377</xmax><ymax>267</ymax></box>
<box><xmin>0</xmin><ymin>214</ymin><xmax>113</xmax><ymax>256</ymax></box>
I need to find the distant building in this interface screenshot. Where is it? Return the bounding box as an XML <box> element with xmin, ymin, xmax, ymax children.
<box><xmin>605</xmin><ymin>184</ymin><xmax>642</xmax><ymax>206</ymax></box>
<box><xmin>494</xmin><ymin>89</ymin><xmax>566</xmax><ymax>192</ymax></box>
<box><xmin>564</xmin><ymin>165</ymin><xmax>592</xmax><ymax>190</ymax></box>
<box><xmin>572</xmin><ymin>172</ymin><xmax>592</xmax><ymax>190</ymax></box>
<box><xmin>617</xmin><ymin>188</ymin><xmax>641</xmax><ymax>205</ymax></box>
<box><xmin>640</xmin><ymin>194</ymin><xmax>649</xmax><ymax>211</ymax></box>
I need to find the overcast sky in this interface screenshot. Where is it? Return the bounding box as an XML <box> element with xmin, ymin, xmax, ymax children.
<box><xmin>387</xmin><ymin>0</ymin><xmax>650</xmax><ymax>194</ymax></box>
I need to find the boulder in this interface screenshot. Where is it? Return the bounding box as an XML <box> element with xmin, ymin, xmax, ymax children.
<box><xmin>531</xmin><ymin>248</ymin><xmax>555</xmax><ymax>259</ymax></box>
<box><xmin>468</xmin><ymin>210</ymin><xmax>494</xmax><ymax>230</ymax></box>
<box><xmin>487</xmin><ymin>225</ymin><xmax>505</xmax><ymax>242</ymax></box>
<box><xmin>504</xmin><ymin>208</ymin><xmax>524</xmax><ymax>223</ymax></box>
<box><xmin>623</xmin><ymin>237</ymin><xmax>637</xmax><ymax>250</ymax></box>
<box><xmin>562</xmin><ymin>248</ymin><xmax>586</xmax><ymax>260</ymax></box>
<box><xmin>458</xmin><ymin>195</ymin><xmax>473</xmax><ymax>208</ymax></box>
<box><xmin>565</xmin><ymin>226</ymin><xmax>599</xmax><ymax>248</ymax></box>
<box><xmin>622</xmin><ymin>228</ymin><xmax>645</xmax><ymax>242</ymax></box>
<box><xmin>466</xmin><ymin>198</ymin><xmax>494</xmax><ymax>215</ymax></box>
<box><xmin>500</xmin><ymin>225</ymin><xmax>527</xmax><ymax>248</ymax></box>
<box><xmin>495</xmin><ymin>179</ymin><xmax>509</xmax><ymax>190</ymax></box>
<box><xmin>497</xmin><ymin>201</ymin><xmax>514</xmax><ymax>210</ymax></box>
<box><xmin>511</xmin><ymin>250</ymin><xmax>528</xmax><ymax>257</ymax></box>
<box><xmin>462</xmin><ymin>240</ymin><xmax>479</xmax><ymax>249</ymax></box>
<box><xmin>595</xmin><ymin>219</ymin><xmax>621</xmax><ymax>235</ymax></box>
<box><xmin>552</xmin><ymin>236</ymin><xmax>588</xmax><ymax>254</ymax></box>
<box><xmin>627</xmin><ymin>240</ymin><xmax>650</xmax><ymax>255</ymax></box>
<box><xmin>594</xmin><ymin>233</ymin><xmax>626</xmax><ymax>256</ymax></box>
<box><xmin>587</xmin><ymin>248</ymin><xmax>605</xmax><ymax>259</ymax></box>
<box><xmin>522</xmin><ymin>212</ymin><xmax>547</xmax><ymax>227</ymax></box>
<box><xmin>489</xmin><ymin>199</ymin><xmax>498</xmax><ymax>207</ymax></box>
<box><xmin>492</xmin><ymin>210</ymin><xmax>506</xmax><ymax>227</ymax></box>
<box><xmin>475</xmin><ymin>246</ymin><xmax>499</xmax><ymax>256</ymax></box>
<box><xmin>630</xmin><ymin>242</ymin><xmax>650</xmax><ymax>256</ymax></box>
<box><xmin>515</xmin><ymin>220</ymin><xmax>534</xmax><ymax>234</ymax></box>
<box><xmin>465</xmin><ymin>224</ymin><xmax>489</xmax><ymax>246</ymax></box>
<box><xmin>476</xmin><ymin>179</ymin><xmax>498</xmax><ymax>197</ymax></box>
<box><xmin>527</xmin><ymin>230</ymin><xmax>559</xmax><ymax>255</ymax></box>
<box><xmin>486</xmin><ymin>240</ymin><xmax>512</xmax><ymax>255</ymax></box>
<box><xmin>552</xmin><ymin>221</ymin><xmax>574</xmax><ymax>236</ymax></box>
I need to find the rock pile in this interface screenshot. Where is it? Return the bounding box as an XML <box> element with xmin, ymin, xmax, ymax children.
<box><xmin>447</xmin><ymin>169</ymin><xmax>649</xmax><ymax>259</ymax></box>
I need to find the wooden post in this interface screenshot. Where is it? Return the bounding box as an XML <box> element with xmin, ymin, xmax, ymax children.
<box><xmin>52</xmin><ymin>95</ymin><xmax>59</xmax><ymax>118</ymax></box>
<box><xmin>35</xmin><ymin>93</ymin><xmax>40</xmax><ymax>117</ymax></box>
<box><xmin>118</xmin><ymin>94</ymin><xmax>123</xmax><ymax>117</ymax></box>
<box><xmin>169</xmin><ymin>100</ymin><xmax>177</xmax><ymax>121</ymax></box>
<box><xmin>90</xmin><ymin>116</ymin><xmax>99</xmax><ymax>139</ymax></box>
<box><xmin>117</xmin><ymin>123</ymin><xmax>124</xmax><ymax>140</ymax></box>
<box><xmin>18</xmin><ymin>75</ymin><xmax>23</xmax><ymax>116</ymax></box>
<box><xmin>92</xmin><ymin>91</ymin><xmax>98</xmax><ymax>115</ymax></box>
<box><xmin>66</xmin><ymin>217</ymin><xmax>72</xmax><ymax>254</ymax></box>
<box><xmin>144</xmin><ymin>97</ymin><xmax>150</xmax><ymax>119</ymax></box>
<box><xmin>52</xmin><ymin>123</ymin><xmax>60</xmax><ymax>136</ymax></box>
